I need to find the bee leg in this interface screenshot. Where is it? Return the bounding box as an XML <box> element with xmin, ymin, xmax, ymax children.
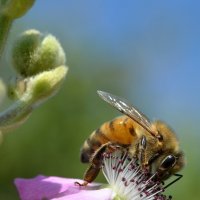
<box><xmin>163</xmin><ymin>174</ymin><xmax>183</xmax><ymax>189</ymax></box>
<box><xmin>138</xmin><ymin>135</ymin><xmax>149</xmax><ymax>171</ymax></box>
<box><xmin>75</xmin><ymin>164</ymin><xmax>101</xmax><ymax>186</ymax></box>
<box><xmin>75</xmin><ymin>142</ymin><xmax>117</xmax><ymax>186</ymax></box>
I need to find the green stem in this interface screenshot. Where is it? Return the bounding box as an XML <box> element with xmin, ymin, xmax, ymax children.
<box><xmin>0</xmin><ymin>14</ymin><xmax>12</xmax><ymax>59</ymax></box>
<box><xmin>0</xmin><ymin>111</ymin><xmax>31</xmax><ymax>133</ymax></box>
<box><xmin>0</xmin><ymin>100</ymin><xmax>32</xmax><ymax>128</ymax></box>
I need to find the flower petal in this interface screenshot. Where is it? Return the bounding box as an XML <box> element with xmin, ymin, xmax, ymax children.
<box><xmin>14</xmin><ymin>175</ymin><xmax>113</xmax><ymax>200</ymax></box>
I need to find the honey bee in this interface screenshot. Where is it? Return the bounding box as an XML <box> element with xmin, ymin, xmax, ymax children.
<box><xmin>77</xmin><ymin>91</ymin><xmax>185</xmax><ymax>188</ymax></box>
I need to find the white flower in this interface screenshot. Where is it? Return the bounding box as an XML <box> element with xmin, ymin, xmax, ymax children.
<box><xmin>102</xmin><ymin>150</ymin><xmax>172</xmax><ymax>200</ymax></box>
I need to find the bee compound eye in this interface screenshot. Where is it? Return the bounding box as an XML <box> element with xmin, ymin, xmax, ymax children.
<box><xmin>160</xmin><ymin>155</ymin><xmax>176</xmax><ymax>169</ymax></box>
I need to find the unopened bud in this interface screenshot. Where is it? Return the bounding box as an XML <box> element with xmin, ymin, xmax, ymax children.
<box><xmin>12</xmin><ymin>29</ymin><xmax>66</xmax><ymax>77</ymax></box>
<box><xmin>22</xmin><ymin>65</ymin><xmax>68</xmax><ymax>107</ymax></box>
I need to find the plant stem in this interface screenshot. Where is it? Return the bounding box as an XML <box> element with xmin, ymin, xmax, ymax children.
<box><xmin>0</xmin><ymin>100</ymin><xmax>32</xmax><ymax>128</ymax></box>
<box><xmin>0</xmin><ymin>14</ymin><xmax>12</xmax><ymax>59</ymax></box>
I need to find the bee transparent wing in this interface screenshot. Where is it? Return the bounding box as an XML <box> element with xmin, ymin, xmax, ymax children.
<box><xmin>97</xmin><ymin>90</ymin><xmax>154</xmax><ymax>134</ymax></box>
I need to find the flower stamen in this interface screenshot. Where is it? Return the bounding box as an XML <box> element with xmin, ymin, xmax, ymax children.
<box><xmin>102</xmin><ymin>150</ymin><xmax>172</xmax><ymax>200</ymax></box>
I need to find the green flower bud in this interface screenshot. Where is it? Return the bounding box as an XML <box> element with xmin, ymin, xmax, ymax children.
<box><xmin>12</xmin><ymin>29</ymin><xmax>66</xmax><ymax>77</ymax></box>
<box><xmin>1</xmin><ymin>0</ymin><xmax>35</xmax><ymax>19</ymax></box>
<box><xmin>0</xmin><ymin>66</ymin><xmax>68</xmax><ymax>133</ymax></box>
<box><xmin>29</xmin><ymin>34</ymin><xmax>66</xmax><ymax>76</ymax></box>
<box><xmin>12</xmin><ymin>29</ymin><xmax>41</xmax><ymax>76</ymax></box>
<box><xmin>21</xmin><ymin>65</ymin><xmax>68</xmax><ymax>107</ymax></box>
<box><xmin>7</xmin><ymin>77</ymin><xmax>27</xmax><ymax>100</ymax></box>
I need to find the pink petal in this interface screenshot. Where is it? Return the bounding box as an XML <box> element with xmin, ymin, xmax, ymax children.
<box><xmin>14</xmin><ymin>175</ymin><xmax>113</xmax><ymax>200</ymax></box>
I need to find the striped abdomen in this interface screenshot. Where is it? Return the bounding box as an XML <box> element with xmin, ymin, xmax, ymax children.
<box><xmin>80</xmin><ymin>115</ymin><xmax>140</xmax><ymax>163</ymax></box>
